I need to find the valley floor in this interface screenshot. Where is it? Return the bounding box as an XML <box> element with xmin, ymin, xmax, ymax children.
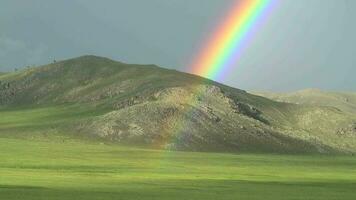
<box><xmin>0</xmin><ymin>138</ymin><xmax>356</xmax><ymax>200</ymax></box>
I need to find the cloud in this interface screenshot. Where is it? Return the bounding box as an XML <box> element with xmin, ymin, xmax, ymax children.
<box><xmin>26</xmin><ymin>43</ymin><xmax>48</xmax><ymax>64</ymax></box>
<box><xmin>0</xmin><ymin>37</ymin><xmax>27</xmax><ymax>55</ymax></box>
<box><xmin>0</xmin><ymin>36</ymin><xmax>48</xmax><ymax>70</ymax></box>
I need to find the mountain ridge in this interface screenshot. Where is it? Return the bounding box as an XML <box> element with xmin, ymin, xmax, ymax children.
<box><xmin>1</xmin><ymin>55</ymin><xmax>355</xmax><ymax>154</ymax></box>
<box><xmin>252</xmin><ymin>89</ymin><xmax>356</xmax><ymax>114</ymax></box>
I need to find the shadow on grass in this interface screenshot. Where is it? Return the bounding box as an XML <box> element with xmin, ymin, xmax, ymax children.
<box><xmin>0</xmin><ymin>185</ymin><xmax>46</xmax><ymax>190</ymax></box>
<box><xmin>1</xmin><ymin>179</ymin><xmax>356</xmax><ymax>200</ymax></box>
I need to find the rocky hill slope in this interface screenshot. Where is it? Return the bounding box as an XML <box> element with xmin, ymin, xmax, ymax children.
<box><xmin>1</xmin><ymin>56</ymin><xmax>355</xmax><ymax>154</ymax></box>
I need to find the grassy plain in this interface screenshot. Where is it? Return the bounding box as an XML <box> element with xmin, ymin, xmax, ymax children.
<box><xmin>1</xmin><ymin>106</ymin><xmax>356</xmax><ymax>200</ymax></box>
<box><xmin>0</xmin><ymin>138</ymin><xmax>356</xmax><ymax>200</ymax></box>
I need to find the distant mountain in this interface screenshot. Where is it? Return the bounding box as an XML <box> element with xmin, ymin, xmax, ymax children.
<box><xmin>1</xmin><ymin>55</ymin><xmax>355</xmax><ymax>154</ymax></box>
<box><xmin>253</xmin><ymin>89</ymin><xmax>356</xmax><ymax>114</ymax></box>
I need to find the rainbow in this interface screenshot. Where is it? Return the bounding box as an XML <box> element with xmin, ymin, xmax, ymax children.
<box><xmin>190</xmin><ymin>0</ymin><xmax>274</xmax><ymax>81</ymax></box>
<box><xmin>153</xmin><ymin>0</ymin><xmax>275</xmax><ymax>151</ymax></box>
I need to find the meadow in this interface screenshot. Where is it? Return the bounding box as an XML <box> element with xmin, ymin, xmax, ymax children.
<box><xmin>0</xmin><ymin>137</ymin><xmax>355</xmax><ymax>200</ymax></box>
<box><xmin>1</xmin><ymin>103</ymin><xmax>356</xmax><ymax>199</ymax></box>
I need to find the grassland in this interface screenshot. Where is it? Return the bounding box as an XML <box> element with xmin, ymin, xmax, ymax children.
<box><xmin>1</xmin><ymin>138</ymin><xmax>356</xmax><ymax>200</ymax></box>
<box><xmin>1</xmin><ymin>105</ymin><xmax>356</xmax><ymax>200</ymax></box>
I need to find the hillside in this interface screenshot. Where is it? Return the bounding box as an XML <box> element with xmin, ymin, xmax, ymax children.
<box><xmin>1</xmin><ymin>56</ymin><xmax>356</xmax><ymax>154</ymax></box>
<box><xmin>253</xmin><ymin>89</ymin><xmax>356</xmax><ymax>114</ymax></box>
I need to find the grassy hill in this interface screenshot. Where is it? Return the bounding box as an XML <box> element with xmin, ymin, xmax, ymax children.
<box><xmin>1</xmin><ymin>56</ymin><xmax>356</xmax><ymax>154</ymax></box>
<box><xmin>253</xmin><ymin>89</ymin><xmax>356</xmax><ymax>114</ymax></box>
<box><xmin>0</xmin><ymin>72</ymin><xmax>7</xmax><ymax>78</ymax></box>
<box><xmin>1</xmin><ymin>56</ymin><xmax>356</xmax><ymax>200</ymax></box>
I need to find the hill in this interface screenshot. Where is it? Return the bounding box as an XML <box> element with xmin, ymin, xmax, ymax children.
<box><xmin>1</xmin><ymin>56</ymin><xmax>356</xmax><ymax>154</ymax></box>
<box><xmin>253</xmin><ymin>89</ymin><xmax>356</xmax><ymax>114</ymax></box>
<box><xmin>0</xmin><ymin>72</ymin><xmax>7</xmax><ymax>77</ymax></box>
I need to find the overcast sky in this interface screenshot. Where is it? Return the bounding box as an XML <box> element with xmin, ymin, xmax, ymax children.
<box><xmin>1</xmin><ymin>0</ymin><xmax>355</xmax><ymax>91</ymax></box>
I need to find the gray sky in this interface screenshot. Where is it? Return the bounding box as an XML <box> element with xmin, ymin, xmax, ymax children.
<box><xmin>1</xmin><ymin>0</ymin><xmax>355</xmax><ymax>91</ymax></box>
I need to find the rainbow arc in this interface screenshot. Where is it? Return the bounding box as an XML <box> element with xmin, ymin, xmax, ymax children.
<box><xmin>191</xmin><ymin>0</ymin><xmax>273</xmax><ymax>80</ymax></box>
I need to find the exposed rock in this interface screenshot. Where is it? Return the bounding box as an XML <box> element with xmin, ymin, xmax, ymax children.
<box><xmin>228</xmin><ymin>99</ymin><xmax>268</xmax><ymax>124</ymax></box>
<box><xmin>337</xmin><ymin>122</ymin><xmax>356</xmax><ymax>137</ymax></box>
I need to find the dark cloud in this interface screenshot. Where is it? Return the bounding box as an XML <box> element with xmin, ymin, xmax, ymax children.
<box><xmin>1</xmin><ymin>0</ymin><xmax>355</xmax><ymax>91</ymax></box>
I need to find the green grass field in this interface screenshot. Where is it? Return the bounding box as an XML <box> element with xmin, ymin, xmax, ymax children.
<box><xmin>0</xmin><ymin>105</ymin><xmax>356</xmax><ymax>200</ymax></box>
<box><xmin>1</xmin><ymin>138</ymin><xmax>356</xmax><ymax>200</ymax></box>
<box><xmin>0</xmin><ymin>105</ymin><xmax>356</xmax><ymax>199</ymax></box>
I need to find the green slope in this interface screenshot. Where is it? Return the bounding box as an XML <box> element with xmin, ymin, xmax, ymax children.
<box><xmin>1</xmin><ymin>56</ymin><xmax>355</xmax><ymax>153</ymax></box>
<box><xmin>1</xmin><ymin>138</ymin><xmax>356</xmax><ymax>200</ymax></box>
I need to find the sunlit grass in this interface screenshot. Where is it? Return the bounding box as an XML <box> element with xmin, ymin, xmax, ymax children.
<box><xmin>0</xmin><ymin>138</ymin><xmax>356</xmax><ymax>200</ymax></box>
<box><xmin>1</xmin><ymin>103</ymin><xmax>356</xmax><ymax>199</ymax></box>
